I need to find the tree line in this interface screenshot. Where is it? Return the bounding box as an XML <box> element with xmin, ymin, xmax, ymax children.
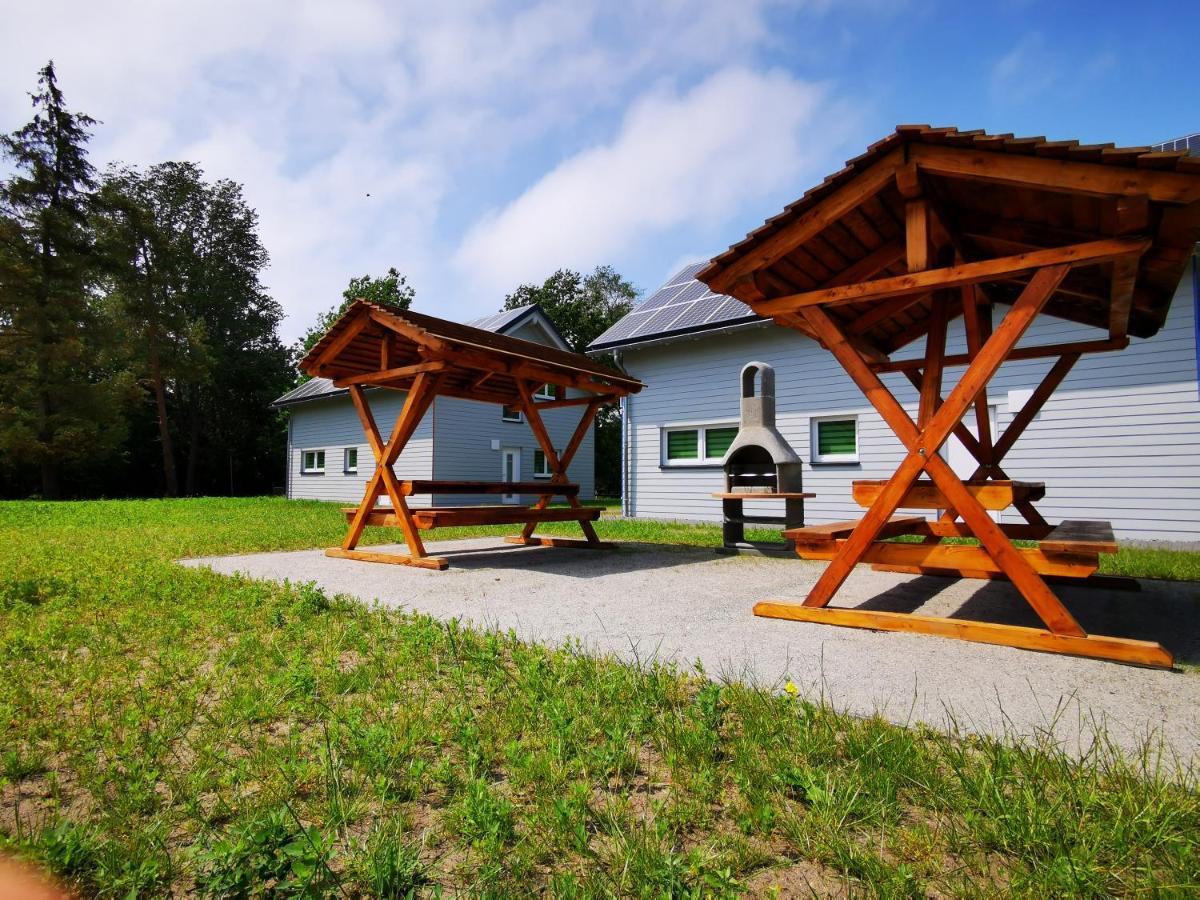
<box><xmin>0</xmin><ymin>63</ymin><xmax>292</xmax><ymax>498</ymax></box>
<box><xmin>1</xmin><ymin>63</ymin><xmax>637</xmax><ymax>500</ymax></box>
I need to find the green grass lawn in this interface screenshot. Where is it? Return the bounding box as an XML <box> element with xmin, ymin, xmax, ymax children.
<box><xmin>0</xmin><ymin>498</ymin><xmax>1197</xmax><ymax>896</ymax></box>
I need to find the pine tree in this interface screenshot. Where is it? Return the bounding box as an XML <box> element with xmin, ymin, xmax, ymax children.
<box><xmin>0</xmin><ymin>62</ymin><xmax>128</xmax><ymax>497</ymax></box>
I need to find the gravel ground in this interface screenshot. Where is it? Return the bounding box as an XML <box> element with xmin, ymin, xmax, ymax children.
<box><xmin>183</xmin><ymin>538</ymin><xmax>1200</xmax><ymax>762</ymax></box>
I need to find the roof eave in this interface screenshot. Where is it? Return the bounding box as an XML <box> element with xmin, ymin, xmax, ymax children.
<box><xmin>587</xmin><ymin>315</ymin><xmax>771</xmax><ymax>355</ymax></box>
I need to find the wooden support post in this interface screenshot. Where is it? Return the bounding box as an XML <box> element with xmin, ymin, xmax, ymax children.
<box><xmin>513</xmin><ymin>382</ymin><xmax>610</xmax><ymax>548</ymax></box>
<box><xmin>788</xmin><ymin>264</ymin><xmax>1088</xmax><ymax>640</ymax></box>
<box><xmin>960</xmin><ymin>283</ymin><xmax>994</xmax><ymax>464</ymax></box>
<box><xmin>751</xmin><ymin>604</ymin><xmax>1172</xmax><ymax>669</ymax></box>
<box><xmin>917</xmin><ymin>293</ymin><xmax>949</xmax><ymax>427</ymax></box>
<box><xmin>336</xmin><ymin>374</ymin><xmax>446</xmax><ymax>569</ymax></box>
<box><xmin>905</xmin><ymin>197</ymin><xmax>930</xmax><ymax>273</ymax></box>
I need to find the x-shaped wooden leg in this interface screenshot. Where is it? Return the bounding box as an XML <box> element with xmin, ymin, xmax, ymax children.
<box><xmin>508</xmin><ymin>382</ymin><xmax>613</xmax><ymax>549</ymax></box>
<box><xmin>795</xmin><ymin>264</ymin><xmax>1087</xmax><ymax>636</ymax></box>
<box><xmin>328</xmin><ymin>373</ymin><xmax>445</xmax><ymax>569</ymax></box>
<box><xmin>909</xmin><ymin>351</ymin><xmax>1081</xmax><ymax>532</ymax></box>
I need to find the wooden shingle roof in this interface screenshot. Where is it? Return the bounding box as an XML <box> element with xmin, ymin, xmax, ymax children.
<box><xmin>698</xmin><ymin>125</ymin><xmax>1200</xmax><ymax>352</ymax></box>
<box><xmin>298</xmin><ymin>301</ymin><xmax>642</xmax><ymax>405</ymax></box>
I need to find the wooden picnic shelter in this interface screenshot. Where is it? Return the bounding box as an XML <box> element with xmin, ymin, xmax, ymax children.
<box><xmin>299</xmin><ymin>301</ymin><xmax>643</xmax><ymax>570</ymax></box>
<box><xmin>698</xmin><ymin>125</ymin><xmax>1200</xmax><ymax>668</ymax></box>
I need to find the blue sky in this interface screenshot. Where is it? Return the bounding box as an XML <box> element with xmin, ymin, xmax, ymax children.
<box><xmin>1</xmin><ymin>0</ymin><xmax>1194</xmax><ymax>341</ymax></box>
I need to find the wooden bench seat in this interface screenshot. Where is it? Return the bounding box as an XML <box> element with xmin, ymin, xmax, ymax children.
<box><xmin>852</xmin><ymin>479</ymin><xmax>1045</xmax><ymax>511</ymax></box>
<box><xmin>1041</xmin><ymin>519</ymin><xmax>1117</xmax><ymax>555</ymax></box>
<box><xmin>784</xmin><ymin>516</ymin><xmax>925</xmax><ymax>545</ymax></box>
<box><xmin>399</xmin><ymin>480</ymin><xmax>578</xmax><ymax>496</ymax></box>
<box><xmin>342</xmin><ymin>505</ymin><xmax>602</xmax><ymax>530</ymax></box>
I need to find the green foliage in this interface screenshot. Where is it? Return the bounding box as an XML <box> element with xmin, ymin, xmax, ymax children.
<box><xmin>353</xmin><ymin>820</ymin><xmax>427</xmax><ymax>897</ymax></box>
<box><xmin>502</xmin><ymin>265</ymin><xmax>636</xmax><ymax>355</ymax></box>
<box><xmin>294</xmin><ymin>267</ymin><xmax>415</xmax><ymax>371</ymax></box>
<box><xmin>0</xmin><ymin>63</ymin><xmax>291</xmax><ymax>499</ymax></box>
<box><xmin>93</xmin><ymin>160</ymin><xmax>291</xmax><ymax>497</ymax></box>
<box><xmin>343</xmin><ymin>266</ymin><xmax>415</xmax><ymax>310</ymax></box>
<box><xmin>194</xmin><ymin>806</ymin><xmax>336</xmax><ymax>897</ymax></box>
<box><xmin>0</xmin><ymin>61</ymin><xmax>132</xmax><ymax>498</ymax></box>
<box><xmin>0</xmin><ymin>497</ymin><xmax>1196</xmax><ymax>895</ymax></box>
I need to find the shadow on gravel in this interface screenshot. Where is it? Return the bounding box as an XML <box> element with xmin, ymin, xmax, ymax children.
<box><xmin>857</xmin><ymin>574</ymin><xmax>1200</xmax><ymax>665</ymax></box>
<box><xmin>428</xmin><ymin>540</ymin><xmax>719</xmax><ymax>579</ymax></box>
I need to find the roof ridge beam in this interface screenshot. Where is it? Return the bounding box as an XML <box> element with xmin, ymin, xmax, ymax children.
<box><xmin>908</xmin><ymin>143</ymin><xmax>1200</xmax><ymax>203</ymax></box>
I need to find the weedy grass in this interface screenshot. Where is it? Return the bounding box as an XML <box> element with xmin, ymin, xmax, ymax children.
<box><xmin>0</xmin><ymin>497</ymin><xmax>1197</xmax><ymax>896</ymax></box>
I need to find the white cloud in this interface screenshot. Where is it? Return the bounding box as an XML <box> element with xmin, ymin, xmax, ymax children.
<box><xmin>454</xmin><ymin>67</ymin><xmax>843</xmax><ymax>295</ymax></box>
<box><xmin>990</xmin><ymin>32</ymin><xmax>1115</xmax><ymax>108</ymax></box>
<box><xmin>1</xmin><ymin>1</ymin><xmax>852</xmax><ymax>337</ymax></box>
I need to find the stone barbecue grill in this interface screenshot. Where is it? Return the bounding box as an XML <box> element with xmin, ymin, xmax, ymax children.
<box><xmin>713</xmin><ymin>362</ymin><xmax>812</xmax><ymax>553</ymax></box>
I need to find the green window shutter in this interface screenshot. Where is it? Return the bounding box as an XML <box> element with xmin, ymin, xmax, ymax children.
<box><xmin>666</xmin><ymin>429</ymin><xmax>699</xmax><ymax>460</ymax></box>
<box><xmin>704</xmin><ymin>426</ymin><xmax>738</xmax><ymax>459</ymax></box>
<box><xmin>817</xmin><ymin>420</ymin><xmax>856</xmax><ymax>456</ymax></box>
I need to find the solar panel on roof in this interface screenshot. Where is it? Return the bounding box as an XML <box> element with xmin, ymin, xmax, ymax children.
<box><xmin>669</xmin><ymin>299</ymin><xmax>722</xmax><ymax>331</ymax></box>
<box><xmin>663</xmin><ymin>279</ymin><xmax>708</xmax><ymax>306</ymax></box>
<box><xmin>664</xmin><ymin>262</ymin><xmax>706</xmax><ymax>286</ymax></box>
<box><xmin>637</xmin><ymin>304</ymin><xmax>693</xmax><ymax>336</ymax></box>
<box><xmin>593</xmin><ymin>309</ymin><xmax>655</xmax><ymax>343</ymax></box>
<box><xmin>1151</xmin><ymin>133</ymin><xmax>1198</xmax><ymax>155</ymax></box>
<box><xmin>704</xmin><ymin>296</ymin><xmax>753</xmax><ymax>324</ymax></box>
<box><xmin>587</xmin><ymin>264</ymin><xmax>766</xmax><ymax>349</ymax></box>
<box><xmin>637</xmin><ymin>283</ymin><xmax>687</xmax><ymax>311</ymax></box>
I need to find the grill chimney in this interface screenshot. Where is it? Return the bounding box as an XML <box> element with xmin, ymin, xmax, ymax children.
<box><xmin>722</xmin><ymin>362</ymin><xmax>804</xmax><ymax>494</ymax></box>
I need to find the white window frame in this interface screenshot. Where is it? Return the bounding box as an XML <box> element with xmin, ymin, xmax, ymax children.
<box><xmin>343</xmin><ymin>447</ymin><xmax>358</xmax><ymax>474</ymax></box>
<box><xmin>501</xmin><ymin>405</ymin><xmax>523</xmax><ymax>423</ymax></box>
<box><xmin>810</xmin><ymin>415</ymin><xmax>859</xmax><ymax>464</ymax></box>
<box><xmin>660</xmin><ymin>421</ymin><xmax>738</xmax><ymax>467</ymax></box>
<box><xmin>532</xmin><ymin>448</ymin><xmax>556</xmax><ymax>478</ymax></box>
<box><xmin>301</xmin><ymin>449</ymin><xmax>326</xmax><ymax>474</ymax></box>
<box><xmin>534</xmin><ymin>383</ymin><xmax>557</xmax><ymax>401</ymax></box>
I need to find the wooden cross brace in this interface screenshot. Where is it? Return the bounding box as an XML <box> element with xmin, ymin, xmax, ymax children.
<box><xmin>754</xmin><ymin>263</ymin><xmax>1173</xmax><ymax>667</ymax></box>
<box><xmin>505</xmin><ymin>379</ymin><xmax>614</xmax><ymax>550</ymax></box>
<box><xmin>329</xmin><ymin>373</ymin><xmax>448</xmax><ymax>569</ymax></box>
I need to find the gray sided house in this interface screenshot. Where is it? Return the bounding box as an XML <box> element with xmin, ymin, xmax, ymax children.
<box><xmin>274</xmin><ymin>305</ymin><xmax>596</xmax><ymax>506</ymax></box>
<box><xmin>590</xmin><ymin>256</ymin><xmax>1200</xmax><ymax>540</ymax></box>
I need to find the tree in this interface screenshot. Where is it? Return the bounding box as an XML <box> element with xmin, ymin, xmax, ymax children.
<box><xmin>0</xmin><ymin>62</ymin><xmax>129</xmax><ymax>498</ymax></box>
<box><xmin>501</xmin><ymin>266</ymin><xmax>637</xmax><ymax>495</ymax></box>
<box><xmin>293</xmin><ymin>267</ymin><xmax>414</xmax><ymax>374</ymax></box>
<box><xmin>501</xmin><ymin>265</ymin><xmax>635</xmax><ymax>355</ymax></box>
<box><xmin>94</xmin><ymin>162</ymin><xmax>290</xmax><ymax>496</ymax></box>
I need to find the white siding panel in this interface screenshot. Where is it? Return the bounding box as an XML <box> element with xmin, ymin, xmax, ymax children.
<box><xmin>287</xmin><ymin>391</ymin><xmax>433</xmax><ymax>505</ymax></box>
<box><xmin>287</xmin><ymin>392</ymin><xmax>596</xmax><ymax>507</ymax></box>
<box><xmin>623</xmin><ymin>272</ymin><xmax>1200</xmax><ymax>540</ymax></box>
<box><xmin>431</xmin><ymin>396</ymin><xmax>596</xmax><ymax>505</ymax></box>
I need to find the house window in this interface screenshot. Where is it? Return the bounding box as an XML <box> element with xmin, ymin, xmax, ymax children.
<box><xmin>301</xmin><ymin>449</ymin><xmax>326</xmax><ymax>474</ymax></box>
<box><xmin>811</xmin><ymin>416</ymin><xmax>858</xmax><ymax>464</ymax></box>
<box><xmin>662</xmin><ymin>423</ymin><xmax>738</xmax><ymax>466</ymax></box>
<box><xmin>502</xmin><ymin>405</ymin><xmax>523</xmax><ymax>422</ymax></box>
<box><xmin>704</xmin><ymin>426</ymin><xmax>738</xmax><ymax>459</ymax></box>
<box><xmin>344</xmin><ymin>447</ymin><xmax>358</xmax><ymax>474</ymax></box>
<box><xmin>534</xmin><ymin>383</ymin><xmax>557</xmax><ymax>401</ymax></box>
<box><xmin>533</xmin><ymin>449</ymin><xmax>555</xmax><ymax>478</ymax></box>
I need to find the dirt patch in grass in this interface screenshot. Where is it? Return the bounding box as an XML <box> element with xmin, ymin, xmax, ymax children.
<box><xmin>743</xmin><ymin>859</ymin><xmax>849</xmax><ymax>897</ymax></box>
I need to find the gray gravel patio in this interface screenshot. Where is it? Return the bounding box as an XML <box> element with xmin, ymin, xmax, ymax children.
<box><xmin>183</xmin><ymin>537</ymin><xmax>1200</xmax><ymax>763</ymax></box>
